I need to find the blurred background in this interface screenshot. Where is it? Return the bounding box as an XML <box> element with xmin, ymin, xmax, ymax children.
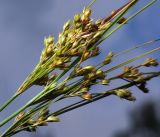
<box><xmin>0</xmin><ymin>0</ymin><xmax>159</xmax><ymax>137</ymax></box>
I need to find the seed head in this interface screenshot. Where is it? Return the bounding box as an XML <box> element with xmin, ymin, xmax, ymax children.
<box><xmin>63</xmin><ymin>20</ymin><xmax>71</xmax><ymax>31</ymax></box>
<box><xmin>100</xmin><ymin>79</ymin><xmax>110</xmax><ymax>85</ymax></box>
<box><xmin>46</xmin><ymin>115</ymin><xmax>60</xmax><ymax>122</ymax></box>
<box><xmin>44</xmin><ymin>36</ymin><xmax>54</xmax><ymax>47</ymax></box>
<box><xmin>81</xmin><ymin>92</ymin><xmax>92</xmax><ymax>100</ymax></box>
<box><xmin>74</xmin><ymin>14</ymin><xmax>81</xmax><ymax>23</ymax></box>
<box><xmin>114</xmin><ymin>89</ymin><xmax>136</xmax><ymax>101</ymax></box>
<box><xmin>103</xmin><ymin>52</ymin><xmax>114</xmax><ymax>65</ymax></box>
<box><xmin>143</xmin><ymin>58</ymin><xmax>159</xmax><ymax>67</ymax></box>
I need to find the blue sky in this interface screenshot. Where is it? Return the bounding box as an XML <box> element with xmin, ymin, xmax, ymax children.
<box><xmin>0</xmin><ymin>0</ymin><xmax>159</xmax><ymax>137</ymax></box>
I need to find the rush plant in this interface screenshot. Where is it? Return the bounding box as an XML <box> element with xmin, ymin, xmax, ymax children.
<box><xmin>0</xmin><ymin>0</ymin><xmax>159</xmax><ymax>136</ymax></box>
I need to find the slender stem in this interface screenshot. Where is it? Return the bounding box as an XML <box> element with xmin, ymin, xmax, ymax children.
<box><xmin>4</xmin><ymin>71</ymin><xmax>160</xmax><ymax>136</ymax></box>
<box><xmin>0</xmin><ymin>58</ymin><xmax>81</xmax><ymax>128</ymax></box>
<box><xmin>99</xmin><ymin>0</ymin><xmax>157</xmax><ymax>44</ymax></box>
<box><xmin>87</xmin><ymin>0</ymin><xmax>97</xmax><ymax>8</ymax></box>
<box><xmin>0</xmin><ymin>94</ymin><xmax>18</xmax><ymax>112</ymax></box>
<box><xmin>0</xmin><ymin>88</ymin><xmax>46</xmax><ymax>127</ymax></box>
<box><xmin>114</xmin><ymin>38</ymin><xmax>160</xmax><ymax>57</ymax></box>
<box><xmin>105</xmin><ymin>47</ymin><xmax>160</xmax><ymax>73</ymax></box>
<box><xmin>53</xmin><ymin>72</ymin><xmax>160</xmax><ymax>116</ymax></box>
<box><xmin>1</xmin><ymin>102</ymin><xmax>49</xmax><ymax>137</ymax></box>
<box><xmin>95</xmin><ymin>38</ymin><xmax>160</xmax><ymax>69</ymax></box>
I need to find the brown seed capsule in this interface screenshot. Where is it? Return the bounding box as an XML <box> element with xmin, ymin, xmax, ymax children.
<box><xmin>143</xmin><ymin>58</ymin><xmax>159</xmax><ymax>67</ymax></box>
<box><xmin>81</xmin><ymin>92</ymin><xmax>92</xmax><ymax>100</ymax></box>
<box><xmin>81</xmin><ymin>8</ymin><xmax>91</xmax><ymax>23</ymax></box>
<box><xmin>95</xmin><ymin>19</ymin><xmax>103</xmax><ymax>26</ymax></box>
<box><xmin>111</xmin><ymin>10</ymin><xmax>116</xmax><ymax>15</ymax></box>
<box><xmin>117</xmin><ymin>17</ymin><xmax>127</xmax><ymax>24</ymax></box>
<box><xmin>81</xmin><ymin>52</ymin><xmax>90</xmax><ymax>62</ymax></box>
<box><xmin>83</xmin><ymin>8</ymin><xmax>91</xmax><ymax>18</ymax></box>
<box><xmin>91</xmin><ymin>47</ymin><xmax>100</xmax><ymax>57</ymax></box>
<box><xmin>15</xmin><ymin>112</ymin><xmax>26</xmax><ymax>122</ymax></box>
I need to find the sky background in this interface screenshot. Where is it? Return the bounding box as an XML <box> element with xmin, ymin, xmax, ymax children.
<box><xmin>0</xmin><ymin>0</ymin><xmax>160</xmax><ymax>137</ymax></box>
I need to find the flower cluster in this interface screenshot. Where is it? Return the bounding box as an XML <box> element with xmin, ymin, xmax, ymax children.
<box><xmin>0</xmin><ymin>1</ymin><xmax>159</xmax><ymax>137</ymax></box>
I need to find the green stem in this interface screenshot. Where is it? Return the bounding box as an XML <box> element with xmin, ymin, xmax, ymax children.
<box><xmin>87</xmin><ymin>0</ymin><xmax>97</xmax><ymax>8</ymax></box>
<box><xmin>95</xmin><ymin>38</ymin><xmax>160</xmax><ymax>69</ymax></box>
<box><xmin>53</xmin><ymin>72</ymin><xmax>160</xmax><ymax>116</ymax></box>
<box><xmin>0</xmin><ymin>58</ymin><xmax>81</xmax><ymax>128</ymax></box>
<box><xmin>0</xmin><ymin>88</ymin><xmax>47</xmax><ymax>127</ymax></box>
<box><xmin>0</xmin><ymin>94</ymin><xmax>18</xmax><ymax>112</ymax></box>
<box><xmin>1</xmin><ymin>101</ymin><xmax>50</xmax><ymax>137</ymax></box>
<box><xmin>4</xmin><ymin>71</ymin><xmax>160</xmax><ymax>136</ymax></box>
<box><xmin>114</xmin><ymin>38</ymin><xmax>160</xmax><ymax>57</ymax></box>
<box><xmin>99</xmin><ymin>0</ymin><xmax>157</xmax><ymax>44</ymax></box>
<box><xmin>105</xmin><ymin>47</ymin><xmax>160</xmax><ymax>73</ymax></box>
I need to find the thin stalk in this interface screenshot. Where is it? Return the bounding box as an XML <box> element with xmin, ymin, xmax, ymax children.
<box><xmin>0</xmin><ymin>88</ymin><xmax>48</xmax><ymax>127</ymax></box>
<box><xmin>0</xmin><ymin>94</ymin><xmax>18</xmax><ymax>112</ymax></box>
<box><xmin>4</xmin><ymin>71</ymin><xmax>160</xmax><ymax>136</ymax></box>
<box><xmin>87</xmin><ymin>0</ymin><xmax>97</xmax><ymax>8</ymax></box>
<box><xmin>114</xmin><ymin>38</ymin><xmax>160</xmax><ymax>57</ymax></box>
<box><xmin>95</xmin><ymin>38</ymin><xmax>160</xmax><ymax>69</ymax></box>
<box><xmin>53</xmin><ymin>72</ymin><xmax>160</xmax><ymax>116</ymax></box>
<box><xmin>105</xmin><ymin>47</ymin><xmax>160</xmax><ymax>73</ymax></box>
<box><xmin>0</xmin><ymin>58</ymin><xmax>81</xmax><ymax>127</ymax></box>
<box><xmin>98</xmin><ymin>0</ymin><xmax>157</xmax><ymax>45</ymax></box>
<box><xmin>1</xmin><ymin>101</ymin><xmax>50</xmax><ymax>137</ymax></box>
<box><xmin>0</xmin><ymin>62</ymin><xmax>41</xmax><ymax>113</ymax></box>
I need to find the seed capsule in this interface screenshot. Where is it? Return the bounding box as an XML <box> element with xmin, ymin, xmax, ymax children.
<box><xmin>117</xmin><ymin>17</ymin><xmax>127</xmax><ymax>24</ymax></box>
<box><xmin>46</xmin><ymin>115</ymin><xmax>60</xmax><ymax>122</ymax></box>
<box><xmin>59</xmin><ymin>35</ymin><xmax>66</xmax><ymax>45</ymax></box>
<box><xmin>81</xmin><ymin>92</ymin><xmax>92</xmax><ymax>100</ymax></box>
<box><xmin>15</xmin><ymin>112</ymin><xmax>26</xmax><ymax>122</ymax></box>
<box><xmin>93</xmin><ymin>31</ymin><xmax>103</xmax><ymax>38</ymax></box>
<box><xmin>96</xmin><ymin>69</ymin><xmax>105</xmax><ymax>79</ymax></box>
<box><xmin>100</xmin><ymin>79</ymin><xmax>110</xmax><ymax>85</ymax></box>
<box><xmin>143</xmin><ymin>58</ymin><xmax>158</xmax><ymax>67</ymax></box>
<box><xmin>74</xmin><ymin>14</ymin><xmax>81</xmax><ymax>22</ymax></box>
<box><xmin>103</xmin><ymin>52</ymin><xmax>114</xmax><ymax>65</ymax></box>
<box><xmin>44</xmin><ymin>36</ymin><xmax>54</xmax><ymax>47</ymax></box>
<box><xmin>81</xmin><ymin>52</ymin><xmax>90</xmax><ymax>62</ymax></box>
<box><xmin>83</xmin><ymin>8</ymin><xmax>91</xmax><ymax>18</ymax></box>
<box><xmin>55</xmin><ymin>59</ymin><xmax>63</xmax><ymax>66</ymax></box>
<box><xmin>63</xmin><ymin>20</ymin><xmax>71</xmax><ymax>31</ymax></box>
<box><xmin>76</xmin><ymin>66</ymin><xmax>95</xmax><ymax>75</ymax></box>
